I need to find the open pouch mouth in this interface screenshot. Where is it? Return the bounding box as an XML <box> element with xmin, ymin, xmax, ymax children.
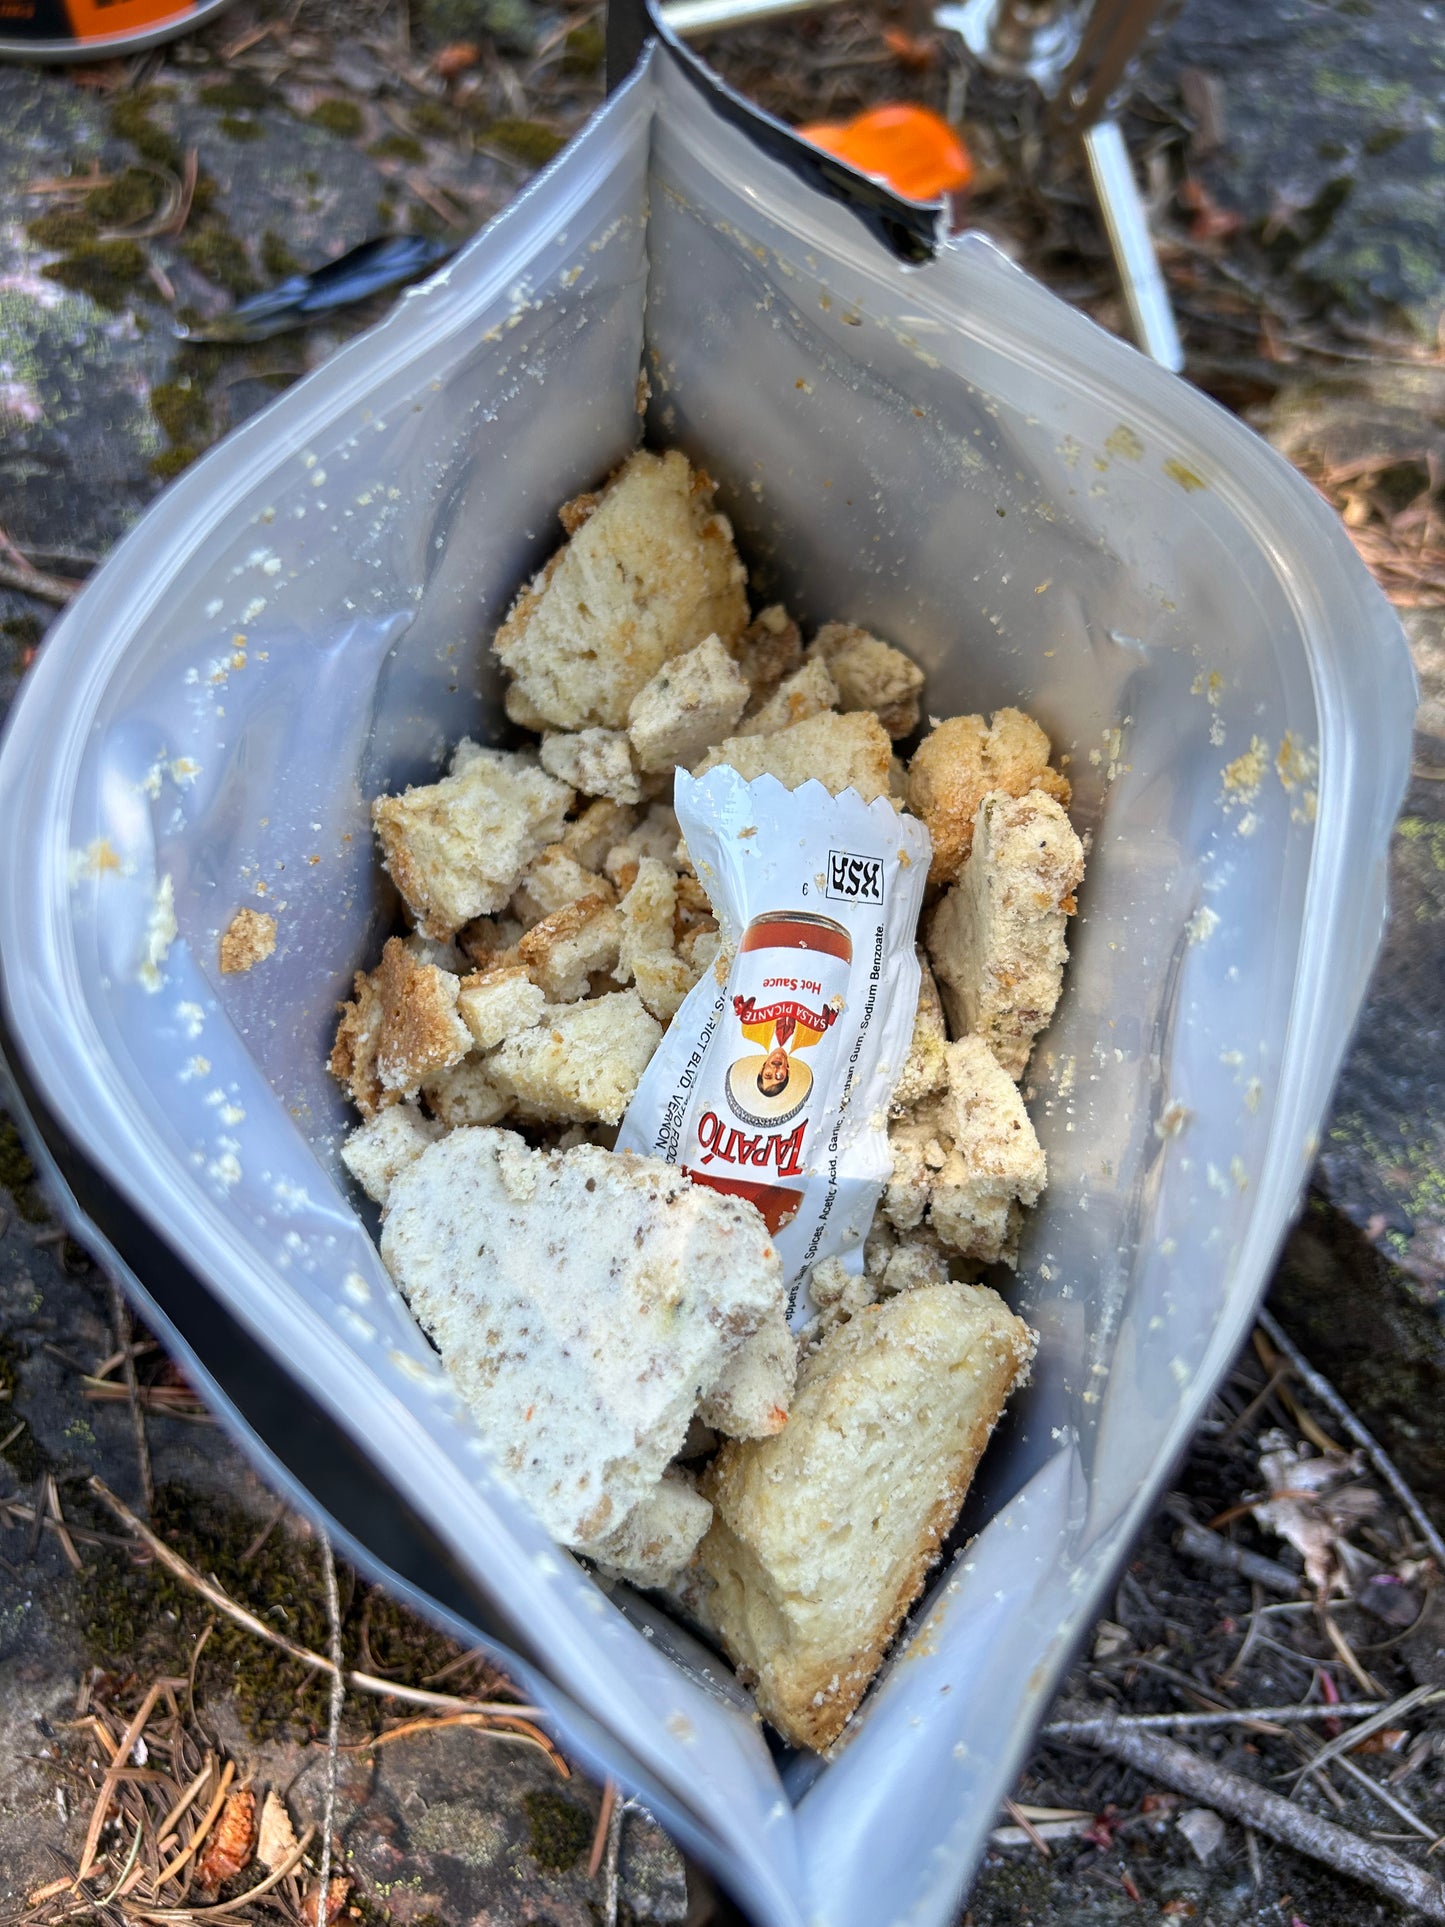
<box><xmin>0</xmin><ymin>30</ymin><xmax>1417</xmax><ymax>1927</ymax></box>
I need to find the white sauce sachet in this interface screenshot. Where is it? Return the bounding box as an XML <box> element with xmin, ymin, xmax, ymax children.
<box><xmin>617</xmin><ymin>768</ymin><xmax>931</xmax><ymax>1323</ymax></box>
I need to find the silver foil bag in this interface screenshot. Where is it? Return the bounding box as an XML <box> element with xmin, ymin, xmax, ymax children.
<box><xmin>0</xmin><ymin>35</ymin><xmax>1415</xmax><ymax>1927</ymax></box>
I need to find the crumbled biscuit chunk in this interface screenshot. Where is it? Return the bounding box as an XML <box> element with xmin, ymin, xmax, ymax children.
<box><xmin>489</xmin><ymin>989</ymin><xmax>661</xmax><ymax>1124</ymax></box>
<box><xmin>885</xmin><ymin>1036</ymin><xmax>1046</xmax><ymax>1265</ymax></box>
<box><xmin>372</xmin><ymin>744</ymin><xmax>573</xmax><ymax>939</ymax></box>
<box><xmin>696</xmin><ymin>1280</ymin><xmax>1035</xmax><ymax>1750</ymax></box>
<box><xmin>493</xmin><ymin>450</ymin><xmax>749</xmax><ymax>729</ymax></box>
<box><xmin>696</xmin><ymin>1309</ymin><xmax>795</xmax><ymax>1438</ymax></box>
<box><xmin>421</xmin><ymin>1055</ymin><xmax>512</xmax><ymax>1128</ymax></box>
<box><xmin>219</xmin><ymin>907</ymin><xmax>276</xmax><ymax>975</ymax></box>
<box><xmin>560</xmin><ymin>799</ymin><xmax>636</xmax><ymax>871</ymax></box>
<box><xmin>458</xmin><ymin>914</ymin><xmax>525</xmax><ymax>970</ymax></box>
<box><xmin>512</xmin><ymin>845</ymin><xmax>616</xmax><ymax>926</ymax></box>
<box><xmin>806</xmin><ymin>1256</ymin><xmax>879</xmax><ymax>1341</ymax></box>
<box><xmin>331</xmin><ymin>937</ymin><xmax>471</xmax><ymax>1115</ymax></box>
<box><xmin>601</xmin><ymin>802</ymin><xmax>685</xmax><ymax>881</ymax></box>
<box><xmin>927</xmin><ymin>788</ymin><xmax>1084</xmax><ymax>1079</ymax></box>
<box><xmin>735</xmin><ymin>604</ymin><xmax>802</xmax><ymax>696</ymax></box>
<box><xmin>517</xmin><ymin>895</ymin><xmax>621</xmax><ymax>1003</ymax></box>
<box><xmin>678</xmin><ymin>925</ymin><xmax>722</xmax><ymax>988</ymax></box>
<box><xmin>403</xmin><ymin>931</ymin><xmax>467</xmax><ymax>974</ymax></box>
<box><xmin>457</xmin><ymin>965</ymin><xmax>547</xmax><ymax>1050</ymax></box>
<box><xmin>811</xmin><ymin>623</ymin><xmax>925</xmax><ymax>738</ymax></box>
<box><xmin>735</xmin><ymin>658</ymin><xmax>839</xmax><ymax>739</ymax></box>
<box><xmin>695</xmin><ymin>710</ymin><xmax>893</xmax><ymax>803</ymax></box>
<box><xmin>380</xmin><ymin>1131</ymin><xmax>788</xmax><ymax>1545</ymax></box>
<box><xmin>584</xmin><ymin>1471</ymin><xmax>714</xmax><ymax>1587</ymax></box>
<box><xmin>906</xmin><ymin>708</ymin><xmax>1070</xmax><ymax>886</ymax></box>
<box><xmin>891</xmin><ymin>953</ymin><xmax>949</xmax><ymax>1113</ymax></box>
<box><xmin>340</xmin><ymin>1104</ymin><xmax>441</xmax><ymax>1206</ymax></box>
<box><xmin>374</xmin><ymin>937</ymin><xmax>472</xmax><ymax>1099</ymax></box>
<box><xmin>878</xmin><ymin>1228</ymin><xmax>952</xmax><ymax>1296</ymax></box>
<box><xmin>503</xmin><ymin>681</ymin><xmax>551</xmax><ymax>732</ymax></box>
<box><xmin>628</xmin><ymin>633</ymin><xmax>750</xmax><ymax>772</ymax></box>
<box><xmin>329</xmin><ymin>967</ymin><xmax>386</xmax><ymax>1117</ymax></box>
<box><xmin>617</xmin><ymin>859</ymin><xmax>692</xmax><ymax>1022</ymax></box>
<box><xmin>539</xmin><ymin>728</ymin><xmax>643</xmax><ymax>807</ymax></box>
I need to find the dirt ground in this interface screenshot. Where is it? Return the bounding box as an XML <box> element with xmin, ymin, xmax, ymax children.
<box><xmin>1</xmin><ymin>1</ymin><xmax>1444</xmax><ymax>1923</ymax></box>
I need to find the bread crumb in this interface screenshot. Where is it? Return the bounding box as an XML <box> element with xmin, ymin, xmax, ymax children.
<box><xmin>810</xmin><ymin>622</ymin><xmax>925</xmax><ymax>738</ymax></box>
<box><xmin>907</xmin><ymin>709</ymin><xmax>1070</xmax><ymax>886</ymax></box>
<box><xmin>490</xmin><ymin>989</ymin><xmax>661</xmax><ymax>1123</ymax></box>
<box><xmin>628</xmin><ymin>633</ymin><xmax>749</xmax><ymax>772</ymax></box>
<box><xmin>493</xmin><ymin>449</ymin><xmax>749</xmax><ymax>729</ymax></box>
<box><xmin>220</xmin><ymin>906</ymin><xmax>276</xmax><ymax>976</ymax></box>
<box><xmin>696</xmin><ymin>710</ymin><xmax>893</xmax><ymax>802</ymax></box>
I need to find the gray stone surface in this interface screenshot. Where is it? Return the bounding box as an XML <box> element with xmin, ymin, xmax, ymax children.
<box><xmin>1153</xmin><ymin>0</ymin><xmax>1445</xmax><ymax>339</ymax></box>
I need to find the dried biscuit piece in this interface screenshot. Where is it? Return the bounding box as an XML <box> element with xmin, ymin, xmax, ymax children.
<box><xmin>561</xmin><ymin>798</ymin><xmax>636</xmax><ymax>871</ymax></box>
<box><xmin>617</xmin><ymin>859</ymin><xmax>692</xmax><ymax>1022</ymax></box>
<box><xmin>341</xmin><ymin>1104</ymin><xmax>442</xmax><ymax>1206</ymax></box>
<box><xmin>457</xmin><ymin>965</ymin><xmax>547</xmax><ymax>1050</ymax></box>
<box><xmin>602</xmin><ymin>802</ymin><xmax>685</xmax><ymax>886</ymax></box>
<box><xmin>627</xmin><ymin>633</ymin><xmax>750</xmax><ymax>773</ymax></box>
<box><xmin>331</xmin><ymin>937</ymin><xmax>471</xmax><ymax>1115</ymax></box>
<box><xmin>584</xmin><ymin>1471</ymin><xmax>714</xmax><ymax>1587</ymax></box>
<box><xmin>329</xmin><ymin>967</ymin><xmax>385</xmax><ymax>1117</ymax></box>
<box><xmin>695</xmin><ymin>710</ymin><xmax>894</xmax><ymax>803</ymax></box>
<box><xmin>927</xmin><ymin>788</ymin><xmax>1084</xmax><ymax>1079</ymax></box>
<box><xmin>503</xmin><ymin>680</ymin><xmax>551</xmax><ymax>732</ymax></box>
<box><xmin>890</xmin><ymin>951</ymin><xmax>949</xmax><ymax>1113</ymax></box>
<box><xmin>493</xmin><ymin>449</ymin><xmax>749</xmax><ymax>730</ymax></box>
<box><xmin>512</xmin><ymin>845</ymin><xmax>616</xmax><ymax>926</ymax></box>
<box><xmin>421</xmin><ymin>1056</ymin><xmax>512</xmax><ymax>1128</ymax></box>
<box><xmin>805</xmin><ymin>1256</ymin><xmax>878</xmax><ymax>1342</ymax></box>
<box><xmin>811</xmin><ymin>622</ymin><xmax>925</xmax><ymax>738</ymax></box>
<box><xmin>374</xmin><ymin>938</ymin><xmax>472</xmax><ymax>1098</ymax></box>
<box><xmin>457</xmin><ymin>914</ymin><xmax>525</xmax><ymax>971</ymax></box>
<box><xmin>404</xmin><ymin>931</ymin><xmax>467</xmax><ymax>974</ymax></box>
<box><xmin>735</xmin><ymin>604</ymin><xmax>803</xmax><ymax>697</ymax></box>
<box><xmin>518</xmin><ymin>895</ymin><xmax>621</xmax><ymax>1004</ymax></box>
<box><xmin>220</xmin><ymin>907</ymin><xmax>276</xmax><ymax>975</ymax></box>
<box><xmin>380</xmin><ymin>1130</ymin><xmax>789</xmax><ymax>1545</ymax></box>
<box><xmin>373</xmin><ymin>743</ymin><xmax>573</xmax><ymax>939</ymax></box>
<box><xmin>539</xmin><ymin>728</ymin><xmax>643</xmax><ymax>807</ymax></box>
<box><xmin>696</xmin><ymin>1279</ymin><xmax>1035</xmax><ymax>1750</ymax></box>
<box><xmin>885</xmin><ymin>1037</ymin><xmax>1046</xmax><ymax>1266</ymax></box>
<box><xmin>489</xmin><ymin>989</ymin><xmax>661</xmax><ymax>1124</ymax></box>
<box><xmin>735</xmin><ymin>658</ymin><xmax>839</xmax><ymax>739</ymax></box>
<box><xmin>907</xmin><ymin>708</ymin><xmax>1071</xmax><ymax>887</ymax></box>
<box><xmin>696</xmin><ymin>1310</ymin><xmax>795</xmax><ymax>1439</ymax></box>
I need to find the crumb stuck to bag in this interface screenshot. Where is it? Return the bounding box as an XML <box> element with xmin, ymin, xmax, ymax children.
<box><xmin>219</xmin><ymin>906</ymin><xmax>276</xmax><ymax>974</ymax></box>
<box><xmin>328</xmin><ymin>445</ymin><xmax>1083</xmax><ymax>1750</ymax></box>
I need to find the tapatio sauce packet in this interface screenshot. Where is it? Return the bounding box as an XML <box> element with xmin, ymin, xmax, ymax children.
<box><xmin>616</xmin><ymin>768</ymin><xmax>931</xmax><ymax>1323</ymax></box>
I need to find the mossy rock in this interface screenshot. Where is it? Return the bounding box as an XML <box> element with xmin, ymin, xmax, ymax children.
<box><xmin>521</xmin><ymin>1789</ymin><xmax>592</xmax><ymax>1872</ymax></box>
<box><xmin>368</xmin><ymin>133</ymin><xmax>427</xmax><ymax>165</ymax></box>
<box><xmin>78</xmin><ymin>1484</ymin><xmax>459</xmax><ymax>1742</ymax></box>
<box><xmin>415</xmin><ymin>0</ymin><xmax>541</xmax><ymax>56</ymax></box>
<box><xmin>219</xmin><ymin>115</ymin><xmax>266</xmax><ymax>143</ymax></box>
<box><xmin>0</xmin><ymin>1116</ymin><xmax>51</xmax><ymax>1225</ymax></box>
<box><xmin>26</xmin><ymin>209</ymin><xmax>97</xmax><ymax>252</ymax></box>
<box><xmin>85</xmin><ymin>166</ymin><xmax>164</xmax><ymax>230</ymax></box>
<box><xmin>307</xmin><ymin>98</ymin><xmax>365</xmax><ymax>139</ymax></box>
<box><xmin>480</xmin><ymin>119</ymin><xmax>565</xmax><ymax>166</ymax></box>
<box><xmin>110</xmin><ymin>89</ymin><xmax>183</xmax><ymax>171</ymax></box>
<box><xmin>199</xmin><ymin>74</ymin><xmax>273</xmax><ymax>113</ymax></box>
<box><xmin>179</xmin><ymin>224</ymin><xmax>259</xmax><ymax>298</ymax></box>
<box><xmin>41</xmin><ymin>238</ymin><xmax>148</xmax><ymax>310</ymax></box>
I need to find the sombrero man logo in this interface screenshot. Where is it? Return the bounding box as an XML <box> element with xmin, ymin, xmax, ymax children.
<box><xmin>726</xmin><ymin>984</ymin><xmax>844</xmax><ymax>1128</ymax></box>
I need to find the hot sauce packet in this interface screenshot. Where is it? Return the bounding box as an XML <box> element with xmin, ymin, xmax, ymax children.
<box><xmin>617</xmin><ymin>768</ymin><xmax>931</xmax><ymax>1324</ymax></box>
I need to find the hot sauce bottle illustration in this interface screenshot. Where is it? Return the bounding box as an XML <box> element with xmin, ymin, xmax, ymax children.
<box><xmin>682</xmin><ymin>910</ymin><xmax>851</xmax><ymax>1233</ymax></box>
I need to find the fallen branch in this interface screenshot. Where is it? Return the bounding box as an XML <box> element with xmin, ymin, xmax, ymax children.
<box><xmin>1044</xmin><ymin>1699</ymin><xmax>1395</xmax><ymax>1739</ymax></box>
<box><xmin>1258</xmin><ymin>1310</ymin><xmax>1445</xmax><ymax>1570</ymax></box>
<box><xmin>1046</xmin><ymin>1710</ymin><xmax>1445</xmax><ymax>1921</ymax></box>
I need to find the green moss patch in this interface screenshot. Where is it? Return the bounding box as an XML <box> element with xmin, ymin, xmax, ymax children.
<box><xmin>200</xmin><ymin>74</ymin><xmax>273</xmax><ymax>112</ymax></box>
<box><xmin>86</xmin><ymin>166</ymin><xmax>164</xmax><ymax>229</ymax></box>
<box><xmin>179</xmin><ymin>224</ymin><xmax>259</xmax><ymax>298</ymax></box>
<box><xmin>42</xmin><ymin>239</ymin><xmax>148</xmax><ymax>310</ymax></box>
<box><xmin>482</xmin><ymin>119</ymin><xmax>565</xmax><ymax>166</ymax></box>
<box><xmin>307</xmin><ymin>98</ymin><xmax>365</xmax><ymax>138</ymax></box>
<box><xmin>522</xmin><ymin>1789</ymin><xmax>592</xmax><ymax>1872</ymax></box>
<box><xmin>110</xmin><ymin>89</ymin><xmax>183</xmax><ymax>171</ymax></box>
<box><xmin>0</xmin><ymin>1117</ymin><xmax>50</xmax><ymax>1224</ymax></box>
<box><xmin>219</xmin><ymin>115</ymin><xmax>266</xmax><ymax>142</ymax></box>
<box><xmin>368</xmin><ymin>133</ymin><xmax>426</xmax><ymax>164</ymax></box>
<box><xmin>26</xmin><ymin>209</ymin><xmax>97</xmax><ymax>252</ymax></box>
<box><xmin>260</xmin><ymin>231</ymin><xmax>303</xmax><ymax>280</ymax></box>
<box><xmin>78</xmin><ymin>1485</ymin><xmax>460</xmax><ymax>1742</ymax></box>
